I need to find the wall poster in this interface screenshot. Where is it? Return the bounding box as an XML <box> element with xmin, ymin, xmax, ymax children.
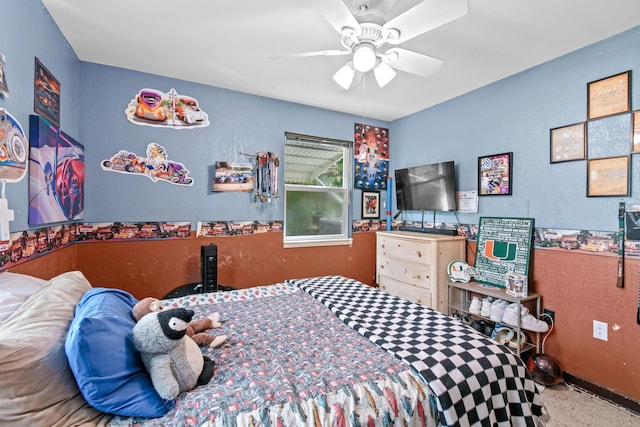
<box><xmin>29</xmin><ymin>115</ymin><xmax>84</xmax><ymax>225</ymax></box>
<box><xmin>34</xmin><ymin>58</ymin><xmax>60</xmax><ymax>127</ymax></box>
<box><xmin>354</xmin><ymin>123</ymin><xmax>389</xmax><ymax>191</ymax></box>
<box><xmin>474</xmin><ymin>216</ymin><xmax>534</xmax><ymax>288</ymax></box>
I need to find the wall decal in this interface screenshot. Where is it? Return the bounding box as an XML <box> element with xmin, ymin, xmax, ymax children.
<box><xmin>124</xmin><ymin>88</ymin><xmax>210</xmax><ymax>129</ymax></box>
<box><xmin>101</xmin><ymin>142</ymin><xmax>193</xmax><ymax>186</ymax></box>
<box><xmin>29</xmin><ymin>115</ymin><xmax>84</xmax><ymax>225</ymax></box>
<box><xmin>0</xmin><ymin>108</ymin><xmax>28</xmax><ymax>182</ymax></box>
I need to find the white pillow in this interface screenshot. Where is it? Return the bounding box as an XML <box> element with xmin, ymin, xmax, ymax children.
<box><xmin>0</xmin><ymin>272</ymin><xmax>48</xmax><ymax>323</ymax></box>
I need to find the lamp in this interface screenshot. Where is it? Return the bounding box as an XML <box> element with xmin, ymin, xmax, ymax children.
<box><xmin>352</xmin><ymin>43</ymin><xmax>376</xmax><ymax>72</ymax></box>
<box><xmin>373</xmin><ymin>62</ymin><xmax>396</xmax><ymax>87</ymax></box>
<box><xmin>333</xmin><ymin>63</ymin><xmax>356</xmax><ymax>90</ymax></box>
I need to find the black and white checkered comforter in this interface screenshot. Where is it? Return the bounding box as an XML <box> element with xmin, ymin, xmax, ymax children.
<box><xmin>288</xmin><ymin>276</ymin><xmax>547</xmax><ymax>427</ymax></box>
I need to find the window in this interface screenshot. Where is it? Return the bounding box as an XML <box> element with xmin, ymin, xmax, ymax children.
<box><xmin>283</xmin><ymin>132</ymin><xmax>352</xmax><ymax>247</ymax></box>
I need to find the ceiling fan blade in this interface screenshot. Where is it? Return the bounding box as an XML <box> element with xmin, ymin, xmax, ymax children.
<box><xmin>308</xmin><ymin>0</ymin><xmax>362</xmax><ymax>35</ymax></box>
<box><xmin>386</xmin><ymin>48</ymin><xmax>443</xmax><ymax>77</ymax></box>
<box><xmin>383</xmin><ymin>0</ymin><xmax>468</xmax><ymax>45</ymax></box>
<box><xmin>270</xmin><ymin>49</ymin><xmax>351</xmax><ymax>59</ymax></box>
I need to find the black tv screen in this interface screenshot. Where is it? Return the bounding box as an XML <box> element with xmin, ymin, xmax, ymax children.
<box><xmin>395</xmin><ymin>161</ymin><xmax>457</xmax><ymax>212</ymax></box>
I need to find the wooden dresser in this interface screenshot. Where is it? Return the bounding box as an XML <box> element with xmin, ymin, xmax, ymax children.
<box><xmin>376</xmin><ymin>230</ymin><xmax>466</xmax><ymax>313</ymax></box>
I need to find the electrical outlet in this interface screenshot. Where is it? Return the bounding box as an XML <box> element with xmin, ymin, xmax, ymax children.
<box><xmin>542</xmin><ymin>309</ymin><xmax>555</xmax><ymax>326</ymax></box>
<box><xmin>593</xmin><ymin>320</ymin><xmax>608</xmax><ymax>341</ymax></box>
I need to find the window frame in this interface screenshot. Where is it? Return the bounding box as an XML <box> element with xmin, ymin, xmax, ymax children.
<box><xmin>283</xmin><ymin>132</ymin><xmax>353</xmax><ymax>248</ymax></box>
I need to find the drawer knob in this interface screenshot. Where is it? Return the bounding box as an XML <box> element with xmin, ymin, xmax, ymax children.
<box><xmin>416</xmin><ymin>250</ymin><xmax>422</xmax><ymax>257</ymax></box>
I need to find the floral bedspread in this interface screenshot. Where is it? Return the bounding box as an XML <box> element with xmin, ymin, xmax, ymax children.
<box><xmin>110</xmin><ymin>284</ymin><xmax>437</xmax><ymax>427</ymax></box>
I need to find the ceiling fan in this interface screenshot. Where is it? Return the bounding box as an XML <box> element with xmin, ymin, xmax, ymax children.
<box><xmin>285</xmin><ymin>0</ymin><xmax>468</xmax><ymax>90</ymax></box>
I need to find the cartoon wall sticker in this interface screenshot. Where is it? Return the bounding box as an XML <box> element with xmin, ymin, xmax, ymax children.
<box><xmin>0</xmin><ymin>53</ymin><xmax>9</xmax><ymax>97</ymax></box>
<box><xmin>124</xmin><ymin>88</ymin><xmax>210</xmax><ymax>129</ymax></box>
<box><xmin>101</xmin><ymin>142</ymin><xmax>194</xmax><ymax>186</ymax></box>
<box><xmin>0</xmin><ymin>109</ymin><xmax>28</xmax><ymax>182</ymax></box>
<box><xmin>29</xmin><ymin>115</ymin><xmax>85</xmax><ymax>225</ymax></box>
<box><xmin>353</xmin><ymin>123</ymin><xmax>389</xmax><ymax>191</ymax></box>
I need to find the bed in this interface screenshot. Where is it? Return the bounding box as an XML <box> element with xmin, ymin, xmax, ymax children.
<box><xmin>0</xmin><ymin>271</ymin><xmax>548</xmax><ymax>426</ymax></box>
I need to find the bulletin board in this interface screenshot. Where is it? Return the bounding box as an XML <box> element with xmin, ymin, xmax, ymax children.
<box><xmin>474</xmin><ymin>216</ymin><xmax>534</xmax><ymax>287</ymax></box>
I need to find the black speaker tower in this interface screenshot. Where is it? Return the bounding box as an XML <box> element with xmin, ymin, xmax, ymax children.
<box><xmin>201</xmin><ymin>244</ymin><xmax>218</xmax><ymax>293</ymax></box>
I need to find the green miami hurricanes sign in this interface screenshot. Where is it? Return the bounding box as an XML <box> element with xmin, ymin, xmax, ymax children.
<box><xmin>474</xmin><ymin>217</ymin><xmax>534</xmax><ymax>288</ymax></box>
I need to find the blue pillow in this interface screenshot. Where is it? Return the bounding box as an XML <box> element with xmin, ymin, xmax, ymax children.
<box><xmin>65</xmin><ymin>288</ymin><xmax>174</xmax><ymax>417</ymax></box>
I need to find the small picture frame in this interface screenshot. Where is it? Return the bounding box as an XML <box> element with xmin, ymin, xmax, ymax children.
<box><xmin>587</xmin><ymin>156</ymin><xmax>630</xmax><ymax>197</ymax></box>
<box><xmin>632</xmin><ymin>111</ymin><xmax>640</xmax><ymax>153</ymax></box>
<box><xmin>362</xmin><ymin>190</ymin><xmax>380</xmax><ymax>219</ymax></box>
<box><xmin>587</xmin><ymin>71</ymin><xmax>631</xmax><ymax>121</ymax></box>
<box><xmin>34</xmin><ymin>57</ymin><xmax>61</xmax><ymax>127</ymax></box>
<box><xmin>478</xmin><ymin>152</ymin><xmax>512</xmax><ymax>196</ymax></box>
<box><xmin>550</xmin><ymin>122</ymin><xmax>586</xmax><ymax>163</ymax></box>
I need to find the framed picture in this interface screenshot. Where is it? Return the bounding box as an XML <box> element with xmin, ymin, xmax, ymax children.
<box><xmin>587</xmin><ymin>156</ymin><xmax>630</xmax><ymax>197</ymax></box>
<box><xmin>550</xmin><ymin>122</ymin><xmax>586</xmax><ymax>163</ymax></box>
<box><xmin>362</xmin><ymin>190</ymin><xmax>380</xmax><ymax>219</ymax></box>
<box><xmin>478</xmin><ymin>152</ymin><xmax>512</xmax><ymax>196</ymax></box>
<box><xmin>632</xmin><ymin>111</ymin><xmax>640</xmax><ymax>153</ymax></box>
<box><xmin>587</xmin><ymin>71</ymin><xmax>630</xmax><ymax>120</ymax></box>
<box><xmin>34</xmin><ymin>57</ymin><xmax>61</xmax><ymax>127</ymax></box>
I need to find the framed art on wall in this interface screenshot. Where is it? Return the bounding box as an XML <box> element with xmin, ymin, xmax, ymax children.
<box><xmin>632</xmin><ymin>111</ymin><xmax>640</xmax><ymax>153</ymax></box>
<box><xmin>587</xmin><ymin>71</ymin><xmax>630</xmax><ymax>120</ymax></box>
<box><xmin>33</xmin><ymin>58</ymin><xmax>60</xmax><ymax>127</ymax></box>
<box><xmin>362</xmin><ymin>191</ymin><xmax>380</xmax><ymax>219</ymax></box>
<box><xmin>550</xmin><ymin>122</ymin><xmax>586</xmax><ymax>163</ymax></box>
<box><xmin>478</xmin><ymin>152</ymin><xmax>512</xmax><ymax>196</ymax></box>
<box><xmin>587</xmin><ymin>156</ymin><xmax>629</xmax><ymax>197</ymax></box>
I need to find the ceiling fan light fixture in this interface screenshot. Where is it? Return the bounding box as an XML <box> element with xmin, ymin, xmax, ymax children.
<box><xmin>352</xmin><ymin>43</ymin><xmax>376</xmax><ymax>72</ymax></box>
<box><xmin>333</xmin><ymin>63</ymin><xmax>356</xmax><ymax>89</ymax></box>
<box><xmin>373</xmin><ymin>62</ymin><xmax>396</xmax><ymax>87</ymax></box>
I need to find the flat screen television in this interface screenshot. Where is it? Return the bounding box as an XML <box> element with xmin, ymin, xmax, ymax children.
<box><xmin>394</xmin><ymin>160</ymin><xmax>457</xmax><ymax>212</ymax></box>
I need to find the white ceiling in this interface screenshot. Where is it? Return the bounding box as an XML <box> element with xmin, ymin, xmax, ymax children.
<box><xmin>41</xmin><ymin>0</ymin><xmax>640</xmax><ymax>122</ymax></box>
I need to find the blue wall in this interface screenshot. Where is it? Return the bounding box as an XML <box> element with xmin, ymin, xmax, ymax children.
<box><xmin>2</xmin><ymin>0</ymin><xmax>639</xmax><ymax>233</ymax></box>
<box><xmin>0</xmin><ymin>0</ymin><xmax>81</xmax><ymax>231</ymax></box>
<box><xmin>392</xmin><ymin>26</ymin><xmax>640</xmax><ymax>232</ymax></box>
<box><xmin>79</xmin><ymin>63</ymin><xmax>386</xmax><ymax>223</ymax></box>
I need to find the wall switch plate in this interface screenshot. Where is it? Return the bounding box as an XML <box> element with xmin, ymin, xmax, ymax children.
<box><xmin>593</xmin><ymin>320</ymin><xmax>608</xmax><ymax>341</ymax></box>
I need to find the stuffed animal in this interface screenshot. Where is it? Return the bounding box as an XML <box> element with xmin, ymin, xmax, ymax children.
<box><xmin>132</xmin><ymin>307</ymin><xmax>216</xmax><ymax>400</ymax></box>
<box><xmin>132</xmin><ymin>297</ymin><xmax>227</xmax><ymax>347</ymax></box>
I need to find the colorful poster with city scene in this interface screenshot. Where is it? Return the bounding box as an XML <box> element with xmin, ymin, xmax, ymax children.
<box><xmin>354</xmin><ymin>123</ymin><xmax>389</xmax><ymax>191</ymax></box>
<box><xmin>101</xmin><ymin>142</ymin><xmax>193</xmax><ymax>186</ymax></box>
<box><xmin>124</xmin><ymin>88</ymin><xmax>210</xmax><ymax>129</ymax></box>
<box><xmin>0</xmin><ymin>109</ymin><xmax>28</xmax><ymax>182</ymax></box>
<box><xmin>28</xmin><ymin>115</ymin><xmax>84</xmax><ymax>225</ymax></box>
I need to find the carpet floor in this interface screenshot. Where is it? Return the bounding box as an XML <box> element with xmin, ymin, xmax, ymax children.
<box><xmin>541</xmin><ymin>383</ymin><xmax>639</xmax><ymax>426</ymax></box>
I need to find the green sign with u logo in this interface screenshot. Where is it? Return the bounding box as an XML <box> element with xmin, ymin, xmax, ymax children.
<box><xmin>474</xmin><ymin>217</ymin><xmax>534</xmax><ymax>288</ymax></box>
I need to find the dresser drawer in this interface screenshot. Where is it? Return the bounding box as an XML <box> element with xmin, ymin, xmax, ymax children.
<box><xmin>377</xmin><ymin>234</ymin><xmax>433</xmax><ymax>264</ymax></box>
<box><xmin>377</xmin><ymin>255</ymin><xmax>432</xmax><ymax>289</ymax></box>
<box><xmin>378</xmin><ymin>275</ymin><xmax>432</xmax><ymax>307</ymax></box>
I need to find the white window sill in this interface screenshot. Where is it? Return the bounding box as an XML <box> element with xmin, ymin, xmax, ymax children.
<box><xmin>283</xmin><ymin>237</ymin><xmax>353</xmax><ymax>248</ymax></box>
